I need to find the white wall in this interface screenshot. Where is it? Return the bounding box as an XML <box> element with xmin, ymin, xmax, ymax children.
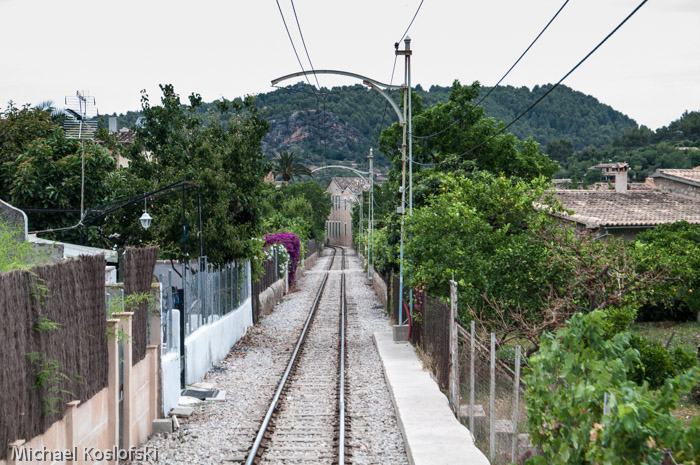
<box><xmin>161</xmin><ymin>310</ymin><xmax>181</xmax><ymax>415</ymax></box>
<box><xmin>184</xmin><ymin>297</ymin><xmax>253</xmax><ymax>385</ymax></box>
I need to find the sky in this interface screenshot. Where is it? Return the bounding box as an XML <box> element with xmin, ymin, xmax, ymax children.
<box><xmin>1</xmin><ymin>0</ymin><xmax>698</xmax><ymax>131</ymax></box>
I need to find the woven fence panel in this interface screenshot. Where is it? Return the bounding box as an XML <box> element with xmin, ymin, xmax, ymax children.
<box><xmin>124</xmin><ymin>246</ymin><xmax>159</xmax><ymax>365</ymax></box>
<box><xmin>0</xmin><ymin>255</ymin><xmax>107</xmax><ymax>459</ymax></box>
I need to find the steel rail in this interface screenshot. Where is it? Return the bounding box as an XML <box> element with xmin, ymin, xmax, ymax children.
<box><xmin>245</xmin><ymin>246</ymin><xmax>339</xmax><ymax>465</ymax></box>
<box><xmin>338</xmin><ymin>247</ymin><xmax>347</xmax><ymax>463</ymax></box>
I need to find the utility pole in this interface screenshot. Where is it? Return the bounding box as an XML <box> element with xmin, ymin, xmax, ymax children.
<box><xmin>406</xmin><ymin>37</ymin><xmax>414</xmax><ymax>322</ymax></box>
<box><xmin>396</xmin><ymin>37</ymin><xmax>412</xmax><ymax>329</ymax></box>
<box><xmin>368</xmin><ymin>148</ymin><xmax>374</xmax><ymax>281</ymax></box>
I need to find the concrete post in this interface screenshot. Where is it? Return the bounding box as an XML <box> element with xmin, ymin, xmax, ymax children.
<box><xmin>511</xmin><ymin>346</ymin><xmax>522</xmax><ymax>462</ymax></box>
<box><xmin>65</xmin><ymin>400</ymin><xmax>80</xmax><ymax>464</ymax></box>
<box><xmin>7</xmin><ymin>440</ymin><xmax>26</xmax><ymax>465</ymax></box>
<box><xmin>470</xmin><ymin>321</ymin><xmax>475</xmax><ymax>436</ymax></box>
<box><xmin>113</xmin><ymin>312</ymin><xmax>134</xmax><ymax>449</ymax></box>
<box><xmin>147</xmin><ymin>345</ymin><xmax>159</xmax><ymax>427</ymax></box>
<box><xmin>449</xmin><ymin>280</ymin><xmax>459</xmax><ymax>415</ymax></box>
<box><xmin>490</xmin><ymin>332</ymin><xmax>496</xmax><ymax>462</ymax></box>
<box><xmin>106</xmin><ymin>319</ymin><xmax>120</xmax><ymax>462</ymax></box>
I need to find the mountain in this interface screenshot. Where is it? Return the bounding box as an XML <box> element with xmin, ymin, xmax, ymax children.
<box><xmin>108</xmin><ymin>81</ymin><xmax>639</xmax><ymax>171</ymax></box>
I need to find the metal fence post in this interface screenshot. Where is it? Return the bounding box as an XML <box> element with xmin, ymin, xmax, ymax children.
<box><xmin>490</xmin><ymin>332</ymin><xmax>496</xmax><ymax>463</ymax></box>
<box><xmin>168</xmin><ymin>270</ymin><xmax>174</xmax><ymax>351</ymax></box>
<box><xmin>470</xmin><ymin>320</ymin><xmax>475</xmax><ymax>436</ymax></box>
<box><xmin>449</xmin><ymin>279</ymin><xmax>459</xmax><ymax>415</ymax></box>
<box><xmin>511</xmin><ymin>345</ymin><xmax>522</xmax><ymax>462</ymax></box>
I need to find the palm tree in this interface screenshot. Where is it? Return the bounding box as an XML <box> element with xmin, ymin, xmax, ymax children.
<box><xmin>271</xmin><ymin>151</ymin><xmax>312</xmax><ymax>183</ymax></box>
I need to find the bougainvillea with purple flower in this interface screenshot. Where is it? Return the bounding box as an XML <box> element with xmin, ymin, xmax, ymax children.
<box><xmin>264</xmin><ymin>232</ymin><xmax>302</xmax><ymax>285</ymax></box>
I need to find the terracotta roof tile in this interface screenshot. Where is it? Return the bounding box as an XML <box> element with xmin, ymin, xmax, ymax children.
<box><xmin>330</xmin><ymin>177</ymin><xmax>368</xmax><ymax>194</ymax></box>
<box><xmin>652</xmin><ymin>169</ymin><xmax>700</xmax><ymax>185</ymax></box>
<box><xmin>552</xmin><ymin>190</ymin><xmax>700</xmax><ymax>228</ymax></box>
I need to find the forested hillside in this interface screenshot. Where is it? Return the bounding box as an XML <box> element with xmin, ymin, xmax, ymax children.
<box><xmin>550</xmin><ymin>110</ymin><xmax>700</xmax><ymax>183</ymax></box>
<box><xmin>110</xmin><ymin>82</ymin><xmax>638</xmax><ymax>171</ymax></box>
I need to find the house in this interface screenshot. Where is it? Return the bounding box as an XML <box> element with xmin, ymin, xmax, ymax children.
<box><xmin>326</xmin><ymin>177</ymin><xmax>368</xmax><ymax>247</ymax></box>
<box><xmin>551</xmin><ymin>168</ymin><xmax>700</xmax><ymax>239</ymax></box>
<box><xmin>588</xmin><ymin>162</ymin><xmax>630</xmax><ymax>183</ymax></box>
<box><xmin>96</xmin><ymin>117</ymin><xmax>135</xmax><ymax>168</ymax></box>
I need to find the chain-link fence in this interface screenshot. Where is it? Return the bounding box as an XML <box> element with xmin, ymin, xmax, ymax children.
<box><xmin>408</xmin><ymin>280</ymin><xmax>535</xmax><ymax>464</ymax></box>
<box><xmin>182</xmin><ymin>257</ymin><xmax>249</xmax><ymax>336</ymax></box>
<box><xmin>411</xmin><ymin>292</ymin><xmax>450</xmax><ymax>390</ymax></box>
<box><xmin>158</xmin><ymin>270</ymin><xmax>179</xmax><ymax>355</ymax></box>
<box><xmin>458</xmin><ymin>324</ymin><xmax>532</xmax><ymax>464</ymax></box>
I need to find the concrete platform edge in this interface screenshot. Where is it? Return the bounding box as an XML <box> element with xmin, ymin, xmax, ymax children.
<box><xmin>374</xmin><ymin>331</ymin><xmax>490</xmax><ymax>465</ymax></box>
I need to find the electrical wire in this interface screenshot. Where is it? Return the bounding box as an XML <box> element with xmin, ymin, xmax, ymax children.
<box><xmin>290</xmin><ymin>0</ymin><xmax>321</xmax><ymax>89</ymax></box>
<box><xmin>274</xmin><ymin>0</ymin><xmax>315</xmax><ymax>90</ymax></box>
<box><xmin>399</xmin><ymin>0</ymin><xmax>425</xmax><ymax>43</ymax></box>
<box><xmin>375</xmin><ymin>0</ymin><xmax>424</xmax><ymax>142</ymax></box>
<box><xmin>443</xmin><ymin>0</ymin><xmax>650</xmax><ymax>165</ymax></box>
<box><xmin>409</xmin><ymin>0</ymin><xmax>571</xmax><ymax>141</ymax></box>
<box><xmin>290</xmin><ymin>0</ymin><xmax>327</xmax><ymax>158</ymax></box>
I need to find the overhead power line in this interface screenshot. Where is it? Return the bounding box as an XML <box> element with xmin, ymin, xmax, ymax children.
<box><xmin>375</xmin><ymin>1</ymin><xmax>425</xmax><ymax>142</ymax></box>
<box><xmin>410</xmin><ymin>0</ymin><xmax>571</xmax><ymax>141</ymax></box>
<box><xmin>399</xmin><ymin>0</ymin><xmax>425</xmax><ymax>43</ymax></box>
<box><xmin>446</xmin><ymin>0</ymin><xmax>650</xmax><ymax>164</ymax></box>
<box><xmin>274</xmin><ymin>0</ymin><xmax>314</xmax><ymax>90</ymax></box>
<box><xmin>289</xmin><ymin>0</ymin><xmax>327</xmax><ymax>160</ymax></box>
<box><xmin>290</xmin><ymin>0</ymin><xmax>320</xmax><ymax>89</ymax></box>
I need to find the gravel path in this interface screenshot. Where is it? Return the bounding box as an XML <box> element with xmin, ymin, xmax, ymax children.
<box><xmin>138</xmin><ymin>248</ymin><xmax>407</xmax><ymax>465</ymax></box>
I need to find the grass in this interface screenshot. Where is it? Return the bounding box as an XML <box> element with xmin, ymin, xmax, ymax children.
<box><xmin>630</xmin><ymin>320</ymin><xmax>700</xmax><ymax>352</ymax></box>
<box><xmin>630</xmin><ymin>320</ymin><xmax>700</xmax><ymax>422</ymax></box>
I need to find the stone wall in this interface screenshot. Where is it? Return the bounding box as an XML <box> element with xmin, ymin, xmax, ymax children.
<box><xmin>654</xmin><ymin>177</ymin><xmax>700</xmax><ymax>201</ymax></box>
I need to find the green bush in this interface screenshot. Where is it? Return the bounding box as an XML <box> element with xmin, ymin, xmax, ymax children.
<box><xmin>671</xmin><ymin>345</ymin><xmax>698</xmax><ymax>373</ymax></box>
<box><xmin>524</xmin><ymin>311</ymin><xmax>700</xmax><ymax>464</ymax></box>
<box><xmin>628</xmin><ymin>336</ymin><xmax>698</xmax><ymax>389</ymax></box>
<box><xmin>601</xmin><ymin>305</ymin><xmax>638</xmax><ymax>337</ymax></box>
<box><xmin>628</xmin><ymin>335</ymin><xmax>675</xmax><ymax>389</ymax></box>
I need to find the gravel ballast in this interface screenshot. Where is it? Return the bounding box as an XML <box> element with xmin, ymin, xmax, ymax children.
<box><xmin>138</xmin><ymin>248</ymin><xmax>407</xmax><ymax>464</ymax></box>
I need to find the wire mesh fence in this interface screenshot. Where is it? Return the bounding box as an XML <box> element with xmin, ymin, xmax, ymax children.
<box><xmin>158</xmin><ymin>270</ymin><xmax>179</xmax><ymax>355</ymax></box>
<box><xmin>411</xmin><ymin>291</ymin><xmax>450</xmax><ymax>390</ymax></box>
<box><xmin>409</xmin><ymin>280</ymin><xmax>535</xmax><ymax>464</ymax></box>
<box><xmin>182</xmin><ymin>257</ymin><xmax>249</xmax><ymax>337</ymax></box>
<box><xmin>252</xmin><ymin>258</ymin><xmax>280</xmax><ymax>323</ymax></box>
<box><xmin>458</xmin><ymin>325</ymin><xmax>532</xmax><ymax>464</ymax></box>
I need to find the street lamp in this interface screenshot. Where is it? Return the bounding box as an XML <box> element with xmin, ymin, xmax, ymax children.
<box><xmin>139</xmin><ymin>198</ymin><xmax>152</xmax><ymax>230</ymax></box>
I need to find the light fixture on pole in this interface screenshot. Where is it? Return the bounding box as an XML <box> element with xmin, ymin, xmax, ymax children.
<box><xmin>139</xmin><ymin>198</ymin><xmax>152</xmax><ymax>230</ymax></box>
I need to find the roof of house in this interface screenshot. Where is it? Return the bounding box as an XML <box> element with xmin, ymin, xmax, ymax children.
<box><xmin>651</xmin><ymin>169</ymin><xmax>700</xmax><ymax>188</ymax></box>
<box><xmin>552</xmin><ymin>189</ymin><xmax>700</xmax><ymax>228</ymax></box>
<box><xmin>589</xmin><ymin>162</ymin><xmax>629</xmax><ymax>171</ymax></box>
<box><xmin>328</xmin><ymin>177</ymin><xmax>368</xmax><ymax>194</ymax></box>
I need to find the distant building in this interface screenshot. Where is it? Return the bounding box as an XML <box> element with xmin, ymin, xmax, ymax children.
<box><xmin>588</xmin><ymin>162</ymin><xmax>630</xmax><ymax>186</ymax></box>
<box><xmin>326</xmin><ymin>177</ymin><xmax>368</xmax><ymax>247</ymax></box>
<box><xmin>549</xmin><ymin>168</ymin><xmax>700</xmax><ymax>239</ymax></box>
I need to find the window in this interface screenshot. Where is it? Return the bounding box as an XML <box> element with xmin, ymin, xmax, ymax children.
<box><xmin>344</xmin><ymin>199</ymin><xmax>347</xmax><ymax>210</ymax></box>
<box><xmin>344</xmin><ymin>223</ymin><xmax>347</xmax><ymax>235</ymax></box>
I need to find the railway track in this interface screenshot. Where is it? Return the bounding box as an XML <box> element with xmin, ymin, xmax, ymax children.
<box><xmin>245</xmin><ymin>245</ymin><xmax>348</xmax><ymax>464</ymax></box>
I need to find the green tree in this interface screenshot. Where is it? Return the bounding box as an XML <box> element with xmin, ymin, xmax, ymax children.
<box><xmin>270</xmin><ymin>151</ymin><xmax>312</xmax><ymax>183</ymax></box>
<box><xmin>115</xmin><ymin>84</ymin><xmax>271</xmax><ymax>264</ymax></box>
<box><xmin>0</xmin><ymin>103</ymin><xmax>55</xmax><ymax>199</ymax></box>
<box><xmin>545</xmin><ymin>138</ymin><xmax>574</xmax><ymax>162</ymax></box>
<box><xmin>634</xmin><ymin>221</ymin><xmax>700</xmax><ymax>321</ymax></box>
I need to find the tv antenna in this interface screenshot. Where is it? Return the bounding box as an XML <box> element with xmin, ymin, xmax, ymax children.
<box><xmin>64</xmin><ymin>91</ymin><xmax>98</xmax><ymax>218</ymax></box>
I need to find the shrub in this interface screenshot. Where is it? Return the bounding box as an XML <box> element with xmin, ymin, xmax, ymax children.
<box><xmin>628</xmin><ymin>335</ymin><xmax>675</xmax><ymax>389</ymax></box>
<box><xmin>264</xmin><ymin>233</ymin><xmax>301</xmax><ymax>285</ymax></box>
<box><xmin>524</xmin><ymin>311</ymin><xmax>700</xmax><ymax>464</ymax></box>
<box><xmin>671</xmin><ymin>345</ymin><xmax>698</xmax><ymax>373</ymax></box>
